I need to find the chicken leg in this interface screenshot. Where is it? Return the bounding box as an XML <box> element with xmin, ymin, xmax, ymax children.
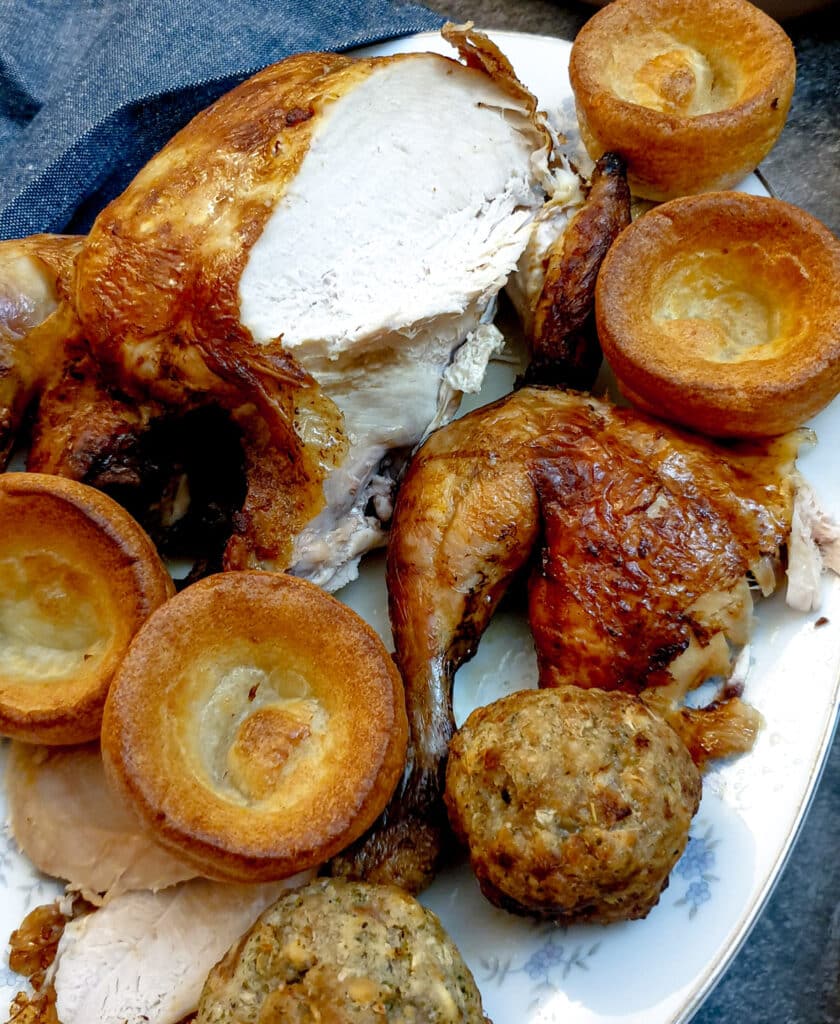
<box><xmin>331</xmin><ymin>387</ymin><xmax>798</xmax><ymax>892</ymax></box>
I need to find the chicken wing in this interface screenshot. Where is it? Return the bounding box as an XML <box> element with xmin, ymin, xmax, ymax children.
<box><xmin>522</xmin><ymin>152</ymin><xmax>631</xmax><ymax>389</ymax></box>
<box><xmin>331</xmin><ymin>387</ymin><xmax>798</xmax><ymax>891</ymax></box>
<box><xmin>0</xmin><ymin>235</ymin><xmax>81</xmax><ymax>468</ymax></box>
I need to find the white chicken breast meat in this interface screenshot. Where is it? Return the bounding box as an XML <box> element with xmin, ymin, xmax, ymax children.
<box><xmin>6</xmin><ymin>742</ymin><xmax>198</xmax><ymax>901</ymax></box>
<box><xmin>51</xmin><ymin>877</ymin><xmax>308</xmax><ymax>1024</ymax></box>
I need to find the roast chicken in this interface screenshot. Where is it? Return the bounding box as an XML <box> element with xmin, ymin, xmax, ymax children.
<box><xmin>56</xmin><ymin>27</ymin><xmax>561</xmax><ymax>589</ymax></box>
<box><xmin>0</xmin><ymin>27</ymin><xmax>575</xmax><ymax>590</ymax></box>
<box><xmin>330</xmin><ymin>387</ymin><xmax>802</xmax><ymax>892</ymax></box>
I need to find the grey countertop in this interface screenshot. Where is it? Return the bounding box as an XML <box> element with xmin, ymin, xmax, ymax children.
<box><xmin>425</xmin><ymin>1</ymin><xmax>840</xmax><ymax>1021</ymax></box>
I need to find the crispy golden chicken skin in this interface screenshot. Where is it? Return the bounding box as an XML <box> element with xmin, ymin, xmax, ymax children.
<box><xmin>196</xmin><ymin>878</ymin><xmax>489</xmax><ymax>1024</ymax></box>
<box><xmin>0</xmin><ymin>235</ymin><xmax>81</xmax><ymax>469</ymax></box>
<box><xmin>331</xmin><ymin>387</ymin><xmax>796</xmax><ymax>893</ymax></box>
<box><xmin>445</xmin><ymin>687</ymin><xmax>701</xmax><ymax>922</ymax></box>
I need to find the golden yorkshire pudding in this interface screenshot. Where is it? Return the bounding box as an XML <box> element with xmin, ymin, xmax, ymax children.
<box><xmin>568</xmin><ymin>0</ymin><xmax>796</xmax><ymax>200</ymax></box>
<box><xmin>596</xmin><ymin>192</ymin><xmax>840</xmax><ymax>438</ymax></box>
<box><xmin>101</xmin><ymin>571</ymin><xmax>408</xmax><ymax>882</ymax></box>
<box><xmin>0</xmin><ymin>473</ymin><xmax>173</xmax><ymax>745</ymax></box>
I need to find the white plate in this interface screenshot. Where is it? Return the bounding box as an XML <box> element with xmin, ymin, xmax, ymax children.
<box><xmin>2</xmin><ymin>29</ymin><xmax>839</xmax><ymax>1024</ymax></box>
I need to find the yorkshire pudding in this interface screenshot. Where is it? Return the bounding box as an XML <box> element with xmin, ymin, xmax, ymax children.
<box><xmin>0</xmin><ymin>473</ymin><xmax>173</xmax><ymax>744</ymax></box>
<box><xmin>101</xmin><ymin>571</ymin><xmax>408</xmax><ymax>882</ymax></box>
<box><xmin>568</xmin><ymin>0</ymin><xmax>795</xmax><ymax>200</ymax></box>
<box><xmin>596</xmin><ymin>192</ymin><xmax>840</xmax><ymax>438</ymax></box>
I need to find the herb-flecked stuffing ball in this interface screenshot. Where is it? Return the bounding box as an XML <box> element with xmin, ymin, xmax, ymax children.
<box><xmin>445</xmin><ymin>686</ymin><xmax>701</xmax><ymax>923</ymax></box>
<box><xmin>196</xmin><ymin>877</ymin><xmax>490</xmax><ymax>1023</ymax></box>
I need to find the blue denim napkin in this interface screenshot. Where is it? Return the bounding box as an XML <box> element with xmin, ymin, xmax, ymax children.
<box><xmin>0</xmin><ymin>0</ymin><xmax>445</xmax><ymax>239</ymax></box>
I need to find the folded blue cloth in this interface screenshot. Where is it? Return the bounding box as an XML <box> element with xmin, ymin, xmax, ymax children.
<box><xmin>0</xmin><ymin>0</ymin><xmax>444</xmax><ymax>239</ymax></box>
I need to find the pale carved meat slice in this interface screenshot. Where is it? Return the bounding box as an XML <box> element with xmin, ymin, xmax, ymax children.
<box><xmin>52</xmin><ymin>877</ymin><xmax>308</xmax><ymax>1024</ymax></box>
<box><xmin>73</xmin><ymin>26</ymin><xmax>557</xmax><ymax>590</ymax></box>
<box><xmin>6</xmin><ymin>742</ymin><xmax>198</xmax><ymax>900</ymax></box>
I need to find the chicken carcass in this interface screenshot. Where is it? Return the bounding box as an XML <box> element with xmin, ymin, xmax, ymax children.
<box><xmin>60</xmin><ymin>26</ymin><xmax>558</xmax><ymax>590</ymax></box>
<box><xmin>330</xmin><ymin>387</ymin><xmax>800</xmax><ymax>892</ymax></box>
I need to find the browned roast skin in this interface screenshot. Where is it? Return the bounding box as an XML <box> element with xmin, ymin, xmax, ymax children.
<box><xmin>442</xmin><ymin>21</ymin><xmax>549</xmax><ymax>146</ymax></box>
<box><xmin>528</xmin><ymin>406</ymin><xmax>795</xmax><ymax>694</ymax></box>
<box><xmin>642</xmin><ymin>683</ymin><xmax>762</xmax><ymax>769</ymax></box>
<box><xmin>332</xmin><ymin>387</ymin><xmax>795</xmax><ymax>892</ymax></box>
<box><xmin>524</xmin><ymin>151</ymin><xmax>631</xmax><ymax>389</ymax></box>
<box><xmin>27</xmin><ymin>339</ymin><xmax>164</xmax><ymax>484</ymax></box>
<box><xmin>73</xmin><ymin>52</ymin><xmax>374</xmax><ymax>570</ymax></box>
<box><xmin>329</xmin><ymin>394</ymin><xmax>543</xmax><ymax>892</ymax></box>
<box><xmin>25</xmin><ymin>340</ymin><xmax>315</xmax><ymax>572</ymax></box>
<box><xmin>0</xmin><ymin>235</ymin><xmax>82</xmax><ymax>468</ymax></box>
<box><xmin>74</xmin><ymin>51</ymin><xmax>360</xmax><ymax>403</ymax></box>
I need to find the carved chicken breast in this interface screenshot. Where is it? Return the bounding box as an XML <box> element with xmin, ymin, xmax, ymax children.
<box><xmin>71</xmin><ymin>26</ymin><xmax>556</xmax><ymax>589</ymax></box>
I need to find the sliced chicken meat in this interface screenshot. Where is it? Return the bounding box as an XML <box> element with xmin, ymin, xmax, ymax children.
<box><xmin>52</xmin><ymin>876</ymin><xmax>308</xmax><ymax>1024</ymax></box>
<box><xmin>7</xmin><ymin>742</ymin><xmax>198</xmax><ymax>900</ymax></box>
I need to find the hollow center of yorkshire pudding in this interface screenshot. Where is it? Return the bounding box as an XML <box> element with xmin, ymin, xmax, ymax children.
<box><xmin>197</xmin><ymin>662</ymin><xmax>328</xmax><ymax>804</ymax></box>
<box><xmin>652</xmin><ymin>252</ymin><xmax>786</xmax><ymax>361</ymax></box>
<box><xmin>0</xmin><ymin>554</ymin><xmax>111</xmax><ymax>680</ymax></box>
<box><xmin>607</xmin><ymin>33</ymin><xmax>738</xmax><ymax>115</ymax></box>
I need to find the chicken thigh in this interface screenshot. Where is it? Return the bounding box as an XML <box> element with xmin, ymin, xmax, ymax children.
<box><xmin>331</xmin><ymin>387</ymin><xmax>799</xmax><ymax>891</ymax></box>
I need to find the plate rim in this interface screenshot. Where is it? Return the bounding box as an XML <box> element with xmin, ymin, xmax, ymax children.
<box><xmin>0</xmin><ymin>26</ymin><xmax>836</xmax><ymax>1024</ymax></box>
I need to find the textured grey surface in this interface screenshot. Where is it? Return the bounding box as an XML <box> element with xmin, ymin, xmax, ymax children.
<box><xmin>426</xmin><ymin>2</ymin><xmax>840</xmax><ymax>1022</ymax></box>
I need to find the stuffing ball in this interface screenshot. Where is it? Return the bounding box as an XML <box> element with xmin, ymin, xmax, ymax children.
<box><xmin>196</xmin><ymin>878</ymin><xmax>489</xmax><ymax>1023</ymax></box>
<box><xmin>445</xmin><ymin>686</ymin><xmax>701</xmax><ymax>923</ymax></box>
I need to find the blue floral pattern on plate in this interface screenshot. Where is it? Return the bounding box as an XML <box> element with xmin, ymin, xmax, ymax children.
<box><xmin>675</xmin><ymin>823</ymin><xmax>720</xmax><ymax>918</ymax></box>
<box><xmin>481</xmin><ymin>927</ymin><xmax>601</xmax><ymax>1011</ymax></box>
